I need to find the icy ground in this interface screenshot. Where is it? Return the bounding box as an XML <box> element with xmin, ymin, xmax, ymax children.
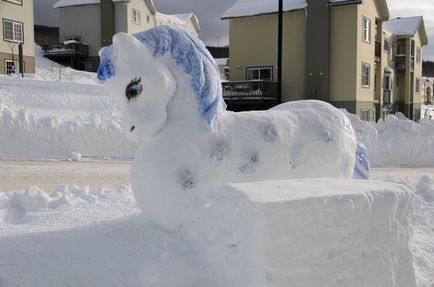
<box><xmin>0</xmin><ymin>159</ymin><xmax>130</xmax><ymax>192</ymax></box>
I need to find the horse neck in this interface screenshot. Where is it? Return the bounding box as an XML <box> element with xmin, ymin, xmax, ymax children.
<box><xmin>164</xmin><ymin>73</ymin><xmax>209</xmax><ymax>134</ymax></box>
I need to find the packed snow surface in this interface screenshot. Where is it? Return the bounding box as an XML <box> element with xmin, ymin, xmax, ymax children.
<box><xmin>188</xmin><ymin>179</ymin><xmax>416</xmax><ymax>287</ymax></box>
<box><xmin>100</xmin><ymin>26</ymin><xmax>357</xmax><ymax>229</ymax></box>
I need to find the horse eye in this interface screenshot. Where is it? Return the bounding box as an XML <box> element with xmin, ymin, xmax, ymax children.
<box><xmin>126</xmin><ymin>77</ymin><xmax>143</xmax><ymax>101</ymax></box>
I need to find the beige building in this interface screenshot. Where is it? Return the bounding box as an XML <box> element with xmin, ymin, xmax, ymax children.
<box><xmin>222</xmin><ymin>0</ymin><xmax>428</xmax><ymax>121</ymax></box>
<box><xmin>50</xmin><ymin>0</ymin><xmax>201</xmax><ymax>71</ymax></box>
<box><xmin>0</xmin><ymin>0</ymin><xmax>35</xmax><ymax>75</ymax></box>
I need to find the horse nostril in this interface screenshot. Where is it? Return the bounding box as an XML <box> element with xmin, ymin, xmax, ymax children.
<box><xmin>130</xmin><ymin>125</ymin><xmax>136</xmax><ymax>132</ymax></box>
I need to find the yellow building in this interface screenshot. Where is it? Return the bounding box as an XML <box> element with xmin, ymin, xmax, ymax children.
<box><xmin>222</xmin><ymin>0</ymin><xmax>428</xmax><ymax>121</ymax></box>
<box><xmin>0</xmin><ymin>0</ymin><xmax>35</xmax><ymax>75</ymax></box>
<box><xmin>47</xmin><ymin>0</ymin><xmax>201</xmax><ymax>71</ymax></box>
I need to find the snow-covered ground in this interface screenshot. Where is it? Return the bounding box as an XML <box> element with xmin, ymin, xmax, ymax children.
<box><xmin>0</xmin><ymin>41</ymin><xmax>433</xmax><ymax>286</ymax></box>
<box><xmin>0</xmin><ymin>167</ymin><xmax>432</xmax><ymax>286</ymax></box>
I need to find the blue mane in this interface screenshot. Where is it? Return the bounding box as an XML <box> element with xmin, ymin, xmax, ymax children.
<box><xmin>97</xmin><ymin>26</ymin><xmax>226</xmax><ymax>126</ymax></box>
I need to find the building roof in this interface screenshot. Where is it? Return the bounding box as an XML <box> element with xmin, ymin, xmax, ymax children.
<box><xmin>221</xmin><ymin>0</ymin><xmax>363</xmax><ymax>19</ymax></box>
<box><xmin>384</xmin><ymin>16</ymin><xmax>428</xmax><ymax>45</ymax></box>
<box><xmin>221</xmin><ymin>0</ymin><xmax>389</xmax><ymax>20</ymax></box>
<box><xmin>53</xmin><ymin>0</ymin><xmax>156</xmax><ymax>12</ymax></box>
<box><xmin>157</xmin><ymin>13</ymin><xmax>201</xmax><ymax>34</ymax></box>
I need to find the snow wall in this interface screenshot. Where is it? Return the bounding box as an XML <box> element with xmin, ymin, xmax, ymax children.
<box><xmin>1</xmin><ymin>75</ymin><xmax>433</xmax><ymax>166</ymax></box>
<box><xmin>345</xmin><ymin>111</ymin><xmax>434</xmax><ymax>166</ymax></box>
<box><xmin>0</xmin><ymin>77</ymin><xmax>136</xmax><ymax>159</ymax></box>
<box><xmin>0</xmin><ymin>178</ymin><xmax>417</xmax><ymax>287</ymax></box>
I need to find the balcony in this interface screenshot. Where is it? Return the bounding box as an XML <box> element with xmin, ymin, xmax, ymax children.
<box><xmin>395</xmin><ymin>55</ymin><xmax>414</xmax><ymax>73</ymax></box>
<box><xmin>41</xmin><ymin>42</ymin><xmax>89</xmax><ymax>58</ymax></box>
<box><xmin>375</xmin><ymin>41</ymin><xmax>381</xmax><ymax>62</ymax></box>
<box><xmin>222</xmin><ymin>80</ymin><xmax>279</xmax><ymax>111</ymax></box>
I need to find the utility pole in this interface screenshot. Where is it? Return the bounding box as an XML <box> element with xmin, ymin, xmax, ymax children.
<box><xmin>18</xmin><ymin>42</ymin><xmax>24</xmax><ymax>78</ymax></box>
<box><xmin>278</xmin><ymin>0</ymin><xmax>283</xmax><ymax>104</ymax></box>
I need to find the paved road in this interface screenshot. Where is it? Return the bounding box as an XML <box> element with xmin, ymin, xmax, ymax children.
<box><xmin>1</xmin><ymin>159</ymin><xmax>433</xmax><ymax>193</ymax></box>
<box><xmin>0</xmin><ymin>159</ymin><xmax>131</xmax><ymax>192</ymax></box>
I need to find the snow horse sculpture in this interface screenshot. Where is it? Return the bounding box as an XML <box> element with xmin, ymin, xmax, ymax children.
<box><xmin>98</xmin><ymin>26</ymin><xmax>366</xmax><ymax>230</ymax></box>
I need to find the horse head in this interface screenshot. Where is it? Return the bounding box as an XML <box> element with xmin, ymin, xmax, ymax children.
<box><xmin>98</xmin><ymin>32</ymin><xmax>176</xmax><ymax>141</ymax></box>
<box><xmin>98</xmin><ymin>26</ymin><xmax>226</xmax><ymax>141</ymax></box>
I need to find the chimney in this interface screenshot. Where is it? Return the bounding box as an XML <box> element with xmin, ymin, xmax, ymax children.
<box><xmin>100</xmin><ymin>0</ymin><xmax>115</xmax><ymax>47</ymax></box>
<box><xmin>305</xmin><ymin>0</ymin><xmax>330</xmax><ymax>101</ymax></box>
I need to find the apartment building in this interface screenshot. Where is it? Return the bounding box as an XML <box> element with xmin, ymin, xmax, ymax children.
<box><xmin>0</xmin><ymin>0</ymin><xmax>35</xmax><ymax>75</ymax></box>
<box><xmin>47</xmin><ymin>0</ymin><xmax>200</xmax><ymax>71</ymax></box>
<box><xmin>222</xmin><ymin>0</ymin><xmax>428</xmax><ymax>121</ymax></box>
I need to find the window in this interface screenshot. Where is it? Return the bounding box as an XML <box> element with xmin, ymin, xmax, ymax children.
<box><xmin>416</xmin><ymin>47</ymin><xmax>421</xmax><ymax>64</ymax></box>
<box><xmin>146</xmin><ymin>15</ymin><xmax>151</xmax><ymax>24</ymax></box>
<box><xmin>246</xmin><ymin>67</ymin><xmax>273</xmax><ymax>81</ymax></box>
<box><xmin>384</xmin><ymin>74</ymin><xmax>392</xmax><ymax>90</ymax></box>
<box><xmin>4</xmin><ymin>0</ymin><xmax>22</xmax><ymax>5</ymax></box>
<box><xmin>362</xmin><ymin>16</ymin><xmax>371</xmax><ymax>43</ymax></box>
<box><xmin>361</xmin><ymin>63</ymin><xmax>370</xmax><ymax>88</ymax></box>
<box><xmin>416</xmin><ymin>77</ymin><xmax>421</xmax><ymax>94</ymax></box>
<box><xmin>132</xmin><ymin>9</ymin><xmax>141</xmax><ymax>25</ymax></box>
<box><xmin>3</xmin><ymin>19</ymin><xmax>23</xmax><ymax>42</ymax></box>
<box><xmin>384</xmin><ymin>38</ymin><xmax>390</xmax><ymax>53</ymax></box>
<box><xmin>361</xmin><ymin>109</ymin><xmax>371</xmax><ymax>121</ymax></box>
<box><xmin>4</xmin><ymin>59</ymin><xmax>23</xmax><ymax>75</ymax></box>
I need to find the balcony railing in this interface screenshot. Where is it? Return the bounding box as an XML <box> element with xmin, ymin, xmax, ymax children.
<box><xmin>395</xmin><ymin>55</ymin><xmax>414</xmax><ymax>73</ymax></box>
<box><xmin>222</xmin><ymin>80</ymin><xmax>279</xmax><ymax>111</ymax></box>
<box><xmin>41</xmin><ymin>42</ymin><xmax>89</xmax><ymax>57</ymax></box>
<box><xmin>375</xmin><ymin>41</ymin><xmax>381</xmax><ymax>62</ymax></box>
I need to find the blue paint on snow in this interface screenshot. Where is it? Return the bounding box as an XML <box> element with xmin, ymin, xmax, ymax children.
<box><xmin>97</xmin><ymin>46</ymin><xmax>115</xmax><ymax>82</ymax></box>
<box><xmin>353</xmin><ymin>142</ymin><xmax>370</xmax><ymax>180</ymax></box>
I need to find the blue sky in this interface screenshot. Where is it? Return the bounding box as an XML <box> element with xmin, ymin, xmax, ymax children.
<box><xmin>35</xmin><ymin>0</ymin><xmax>434</xmax><ymax>60</ymax></box>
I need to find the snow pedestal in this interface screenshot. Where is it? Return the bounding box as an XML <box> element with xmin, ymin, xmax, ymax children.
<box><xmin>192</xmin><ymin>179</ymin><xmax>417</xmax><ymax>287</ymax></box>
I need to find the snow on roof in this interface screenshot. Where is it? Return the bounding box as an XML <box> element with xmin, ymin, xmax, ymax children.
<box><xmin>221</xmin><ymin>0</ymin><xmax>361</xmax><ymax>19</ymax></box>
<box><xmin>160</xmin><ymin>13</ymin><xmax>195</xmax><ymax>25</ymax></box>
<box><xmin>384</xmin><ymin>16</ymin><xmax>422</xmax><ymax>37</ymax></box>
<box><xmin>53</xmin><ymin>0</ymin><xmax>127</xmax><ymax>8</ymax></box>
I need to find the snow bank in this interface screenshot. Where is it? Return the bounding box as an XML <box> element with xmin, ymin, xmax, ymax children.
<box><xmin>32</xmin><ymin>45</ymin><xmax>98</xmax><ymax>85</ymax></box>
<box><xmin>345</xmin><ymin>111</ymin><xmax>434</xmax><ymax>166</ymax></box>
<box><xmin>382</xmin><ymin>175</ymin><xmax>434</xmax><ymax>287</ymax></box>
<box><xmin>0</xmin><ymin>185</ymin><xmax>137</xmax><ymax>235</ymax></box>
<box><xmin>0</xmin><ymin>178</ymin><xmax>420</xmax><ymax>287</ymax></box>
<box><xmin>0</xmin><ymin>77</ymin><xmax>136</xmax><ymax>159</ymax></box>
<box><xmin>188</xmin><ymin>179</ymin><xmax>417</xmax><ymax>287</ymax></box>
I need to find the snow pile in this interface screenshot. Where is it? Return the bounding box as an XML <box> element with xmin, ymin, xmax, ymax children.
<box><xmin>0</xmin><ymin>185</ymin><xmax>137</xmax><ymax>235</ymax></box>
<box><xmin>32</xmin><ymin>45</ymin><xmax>98</xmax><ymax>85</ymax></box>
<box><xmin>345</xmin><ymin>111</ymin><xmax>434</xmax><ymax>166</ymax></box>
<box><xmin>187</xmin><ymin>179</ymin><xmax>417</xmax><ymax>287</ymax></box>
<box><xmin>0</xmin><ymin>76</ymin><xmax>136</xmax><ymax>159</ymax></box>
<box><xmin>412</xmin><ymin>187</ymin><xmax>434</xmax><ymax>287</ymax></box>
<box><xmin>380</xmin><ymin>175</ymin><xmax>434</xmax><ymax>287</ymax></box>
<box><xmin>100</xmin><ymin>27</ymin><xmax>356</xmax><ymax>230</ymax></box>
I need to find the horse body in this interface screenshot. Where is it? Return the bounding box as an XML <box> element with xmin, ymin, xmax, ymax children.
<box><xmin>98</xmin><ymin>26</ymin><xmax>357</xmax><ymax>230</ymax></box>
